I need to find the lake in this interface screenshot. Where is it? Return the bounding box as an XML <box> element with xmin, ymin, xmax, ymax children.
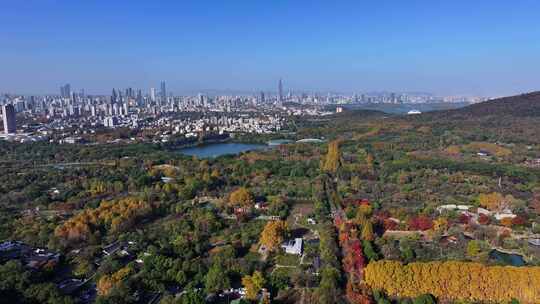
<box><xmin>489</xmin><ymin>249</ymin><xmax>526</xmax><ymax>266</ymax></box>
<box><xmin>178</xmin><ymin>142</ymin><xmax>267</xmax><ymax>158</ymax></box>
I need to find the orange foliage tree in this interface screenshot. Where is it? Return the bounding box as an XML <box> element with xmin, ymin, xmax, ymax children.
<box><xmin>55</xmin><ymin>197</ymin><xmax>154</xmax><ymax>246</ymax></box>
<box><xmin>97</xmin><ymin>267</ymin><xmax>132</xmax><ymax>296</ymax></box>
<box><xmin>259</xmin><ymin>220</ymin><xmax>288</xmax><ymax>251</ymax></box>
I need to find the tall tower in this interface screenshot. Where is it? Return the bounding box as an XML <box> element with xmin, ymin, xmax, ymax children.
<box><xmin>278</xmin><ymin>78</ymin><xmax>283</xmax><ymax>103</ymax></box>
<box><xmin>160</xmin><ymin>81</ymin><xmax>167</xmax><ymax>100</ymax></box>
<box><xmin>150</xmin><ymin>88</ymin><xmax>156</xmax><ymax>102</ymax></box>
<box><xmin>2</xmin><ymin>104</ymin><xmax>16</xmax><ymax>134</ymax></box>
<box><xmin>111</xmin><ymin>89</ymin><xmax>118</xmax><ymax>103</ymax></box>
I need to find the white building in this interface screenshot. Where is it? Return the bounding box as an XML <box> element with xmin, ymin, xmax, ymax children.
<box><xmin>281</xmin><ymin>238</ymin><xmax>303</xmax><ymax>255</ymax></box>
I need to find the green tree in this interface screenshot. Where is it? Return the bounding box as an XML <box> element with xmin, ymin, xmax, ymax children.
<box><xmin>413</xmin><ymin>294</ymin><xmax>436</xmax><ymax>304</ymax></box>
<box><xmin>316</xmin><ymin>266</ymin><xmax>341</xmax><ymax>304</ymax></box>
<box><xmin>205</xmin><ymin>264</ymin><xmax>230</xmax><ymax>294</ymax></box>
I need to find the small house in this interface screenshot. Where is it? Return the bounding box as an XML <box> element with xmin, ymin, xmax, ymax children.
<box><xmin>281</xmin><ymin>238</ymin><xmax>303</xmax><ymax>255</ymax></box>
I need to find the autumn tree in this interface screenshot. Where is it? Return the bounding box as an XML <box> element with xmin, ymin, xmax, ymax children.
<box><xmin>478</xmin><ymin>214</ymin><xmax>490</xmax><ymax>225</ymax></box>
<box><xmin>242</xmin><ymin>271</ymin><xmax>265</xmax><ymax>300</ymax></box>
<box><xmin>408</xmin><ymin>216</ymin><xmax>433</xmax><ymax>231</ymax></box>
<box><xmin>365</xmin><ymin>260</ymin><xmax>540</xmax><ymax>303</ymax></box>
<box><xmin>500</xmin><ymin>217</ymin><xmax>514</xmax><ymax>227</ymax></box>
<box><xmin>323</xmin><ymin>140</ymin><xmax>341</xmax><ymax>173</ymax></box>
<box><xmin>478</xmin><ymin>192</ymin><xmax>504</xmax><ymax>211</ymax></box>
<box><xmin>432</xmin><ymin>217</ymin><xmax>448</xmax><ymax>232</ymax></box>
<box><xmin>361</xmin><ymin>220</ymin><xmax>374</xmax><ymax>241</ymax></box>
<box><xmin>259</xmin><ymin>220</ymin><xmax>288</xmax><ymax>251</ymax></box>
<box><xmin>55</xmin><ymin>196</ymin><xmax>154</xmax><ymax>246</ymax></box>
<box><xmin>366</xmin><ymin>153</ymin><xmax>375</xmax><ymax>174</ymax></box>
<box><xmin>97</xmin><ymin>267</ymin><xmax>132</xmax><ymax>296</ymax></box>
<box><xmin>228</xmin><ymin>187</ymin><xmax>254</xmax><ymax>208</ymax></box>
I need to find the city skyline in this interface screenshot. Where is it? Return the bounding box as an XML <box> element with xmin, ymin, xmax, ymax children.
<box><xmin>0</xmin><ymin>78</ymin><xmax>499</xmax><ymax>99</ymax></box>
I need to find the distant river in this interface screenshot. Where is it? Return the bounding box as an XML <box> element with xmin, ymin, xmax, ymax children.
<box><xmin>177</xmin><ymin>142</ymin><xmax>267</xmax><ymax>158</ymax></box>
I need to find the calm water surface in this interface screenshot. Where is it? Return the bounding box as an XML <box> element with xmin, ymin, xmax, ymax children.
<box><xmin>178</xmin><ymin>142</ymin><xmax>267</xmax><ymax>158</ymax></box>
<box><xmin>489</xmin><ymin>249</ymin><xmax>526</xmax><ymax>266</ymax></box>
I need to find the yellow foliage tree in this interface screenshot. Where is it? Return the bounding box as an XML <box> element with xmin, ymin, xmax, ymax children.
<box><xmin>357</xmin><ymin>204</ymin><xmax>373</xmax><ymax>217</ymax></box>
<box><xmin>55</xmin><ymin>197</ymin><xmax>153</xmax><ymax>245</ymax></box>
<box><xmin>228</xmin><ymin>187</ymin><xmax>254</xmax><ymax>208</ymax></box>
<box><xmin>361</xmin><ymin>220</ymin><xmax>374</xmax><ymax>241</ymax></box>
<box><xmin>364</xmin><ymin>260</ymin><xmax>540</xmax><ymax>303</ymax></box>
<box><xmin>242</xmin><ymin>271</ymin><xmax>265</xmax><ymax>300</ymax></box>
<box><xmin>259</xmin><ymin>220</ymin><xmax>288</xmax><ymax>251</ymax></box>
<box><xmin>433</xmin><ymin>217</ymin><xmax>449</xmax><ymax>232</ymax></box>
<box><xmin>446</xmin><ymin>145</ymin><xmax>461</xmax><ymax>155</ymax></box>
<box><xmin>366</xmin><ymin>153</ymin><xmax>375</xmax><ymax>174</ymax></box>
<box><xmin>478</xmin><ymin>192</ymin><xmax>504</xmax><ymax>211</ymax></box>
<box><xmin>323</xmin><ymin>140</ymin><xmax>341</xmax><ymax>172</ymax></box>
<box><xmin>97</xmin><ymin>267</ymin><xmax>132</xmax><ymax>296</ymax></box>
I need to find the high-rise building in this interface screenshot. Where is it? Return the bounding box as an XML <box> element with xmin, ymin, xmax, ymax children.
<box><xmin>112</xmin><ymin>89</ymin><xmax>118</xmax><ymax>103</ymax></box>
<box><xmin>260</xmin><ymin>91</ymin><xmax>265</xmax><ymax>103</ymax></box>
<box><xmin>198</xmin><ymin>93</ymin><xmax>205</xmax><ymax>106</ymax></box>
<box><xmin>60</xmin><ymin>84</ymin><xmax>71</xmax><ymax>98</ymax></box>
<box><xmin>390</xmin><ymin>93</ymin><xmax>397</xmax><ymax>104</ymax></box>
<box><xmin>136</xmin><ymin>90</ymin><xmax>144</xmax><ymax>106</ymax></box>
<box><xmin>2</xmin><ymin>104</ymin><xmax>16</xmax><ymax>134</ymax></box>
<box><xmin>160</xmin><ymin>81</ymin><xmax>166</xmax><ymax>99</ymax></box>
<box><xmin>150</xmin><ymin>88</ymin><xmax>156</xmax><ymax>102</ymax></box>
<box><xmin>278</xmin><ymin>78</ymin><xmax>283</xmax><ymax>103</ymax></box>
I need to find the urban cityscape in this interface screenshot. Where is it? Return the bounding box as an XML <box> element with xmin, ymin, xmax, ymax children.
<box><xmin>0</xmin><ymin>79</ymin><xmax>486</xmax><ymax>144</ymax></box>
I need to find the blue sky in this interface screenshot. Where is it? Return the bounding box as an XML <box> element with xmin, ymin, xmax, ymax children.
<box><xmin>1</xmin><ymin>0</ymin><xmax>539</xmax><ymax>96</ymax></box>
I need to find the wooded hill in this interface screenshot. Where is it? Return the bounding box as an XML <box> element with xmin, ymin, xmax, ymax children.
<box><xmin>438</xmin><ymin>91</ymin><xmax>540</xmax><ymax>118</ymax></box>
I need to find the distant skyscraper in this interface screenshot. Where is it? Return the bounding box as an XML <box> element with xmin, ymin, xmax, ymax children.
<box><xmin>2</xmin><ymin>104</ymin><xmax>16</xmax><ymax>134</ymax></box>
<box><xmin>60</xmin><ymin>84</ymin><xmax>71</xmax><ymax>98</ymax></box>
<box><xmin>278</xmin><ymin>78</ymin><xmax>283</xmax><ymax>103</ymax></box>
<box><xmin>160</xmin><ymin>81</ymin><xmax>166</xmax><ymax>99</ymax></box>
<box><xmin>112</xmin><ymin>89</ymin><xmax>118</xmax><ymax>103</ymax></box>
<box><xmin>150</xmin><ymin>88</ymin><xmax>156</xmax><ymax>102</ymax></box>
<box><xmin>198</xmin><ymin>93</ymin><xmax>205</xmax><ymax>106</ymax></box>
<box><xmin>136</xmin><ymin>90</ymin><xmax>143</xmax><ymax>106</ymax></box>
<box><xmin>260</xmin><ymin>91</ymin><xmax>265</xmax><ymax>103</ymax></box>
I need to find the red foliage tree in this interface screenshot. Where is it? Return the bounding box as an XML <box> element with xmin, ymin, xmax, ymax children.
<box><xmin>458</xmin><ymin>213</ymin><xmax>471</xmax><ymax>225</ymax></box>
<box><xmin>383</xmin><ymin>219</ymin><xmax>398</xmax><ymax>231</ymax></box>
<box><xmin>478</xmin><ymin>214</ymin><xmax>490</xmax><ymax>225</ymax></box>
<box><xmin>408</xmin><ymin>215</ymin><xmax>433</xmax><ymax>231</ymax></box>
<box><xmin>512</xmin><ymin>215</ymin><xmax>527</xmax><ymax>226</ymax></box>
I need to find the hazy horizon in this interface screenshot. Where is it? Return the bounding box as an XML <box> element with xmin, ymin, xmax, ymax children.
<box><xmin>2</xmin><ymin>1</ymin><xmax>539</xmax><ymax>96</ymax></box>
